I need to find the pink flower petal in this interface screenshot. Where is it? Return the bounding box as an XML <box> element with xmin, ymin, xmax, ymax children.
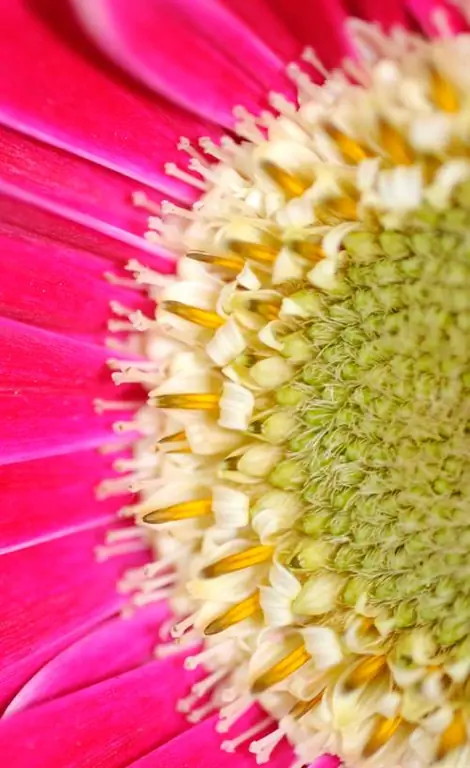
<box><xmin>0</xmin><ymin>231</ymin><xmax>150</xmax><ymax>339</ymax></box>
<box><xmin>0</xmin><ymin>0</ymin><xmax>219</xmax><ymax>199</ymax></box>
<box><xmin>0</xmin><ymin>655</ymin><xmax>199</xmax><ymax>767</ymax></box>
<box><xmin>0</xmin><ymin>525</ymin><xmax>146</xmax><ymax>710</ymax></box>
<box><xmin>406</xmin><ymin>0</ymin><xmax>469</xmax><ymax>34</ymax></box>
<box><xmin>0</xmin><ymin>450</ymin><xmax>133</xmax><ymax>553</ymax></box>
<box><xmin>0</xmin><ymin>124</ymin><xmax>186</xmax><ymax>238</ymax></box>
<box><xmin>0</xmin><ymin>177</ymin><xmax>172</xmax><ymax>268</ymax></box>
<box><xmin>344</xmin><ymin>0</ymin><xmax>412</xmax><ymax>30</ymax></box>
<box><xmin>72</xmin><ymin>0</ymin><xmax>296</xmax><ymax>128</ymax></box>
<box><xmin>268</xmin><ymin>0</ymin><xmax>352</xmax><ymax>69</ymax></box>
<box><xmin>127</xmin><ymin>714</ymin><xmax>294</xmax><ymax>768</ymax></box>
<box><xmin>6</xmin><ymin>603</ymin><xmax>168</xmax><ymax>714</ymax></box>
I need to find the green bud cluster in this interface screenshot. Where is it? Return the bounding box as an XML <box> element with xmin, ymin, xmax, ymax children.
<box><xmin>283</xmin><ymin>218</ymin><xmax>470</xmax><ymax>649</ymax></box>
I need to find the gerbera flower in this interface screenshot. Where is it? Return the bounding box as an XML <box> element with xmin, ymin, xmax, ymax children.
<box><xmin>2</xmin><ymin>0</ymin><xmax>470</xmax><ymax>767</ymax></box>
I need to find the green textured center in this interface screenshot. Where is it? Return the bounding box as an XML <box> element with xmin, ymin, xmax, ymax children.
<box><xmin>273</xmin><ymin>210</ymin><xmax>470</xmax><ymax>648</ymax></box>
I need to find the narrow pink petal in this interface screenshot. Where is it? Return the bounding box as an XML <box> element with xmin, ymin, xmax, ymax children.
<box><xmin>0</xmin><ymin>231</ymin><xmax>151</xmax><ymax>338</ymax></box>
<box><xmin>0</xmin><ymin>450</ymin><xmax>134</xmax><ymax>553</ymax></box>
<box><xmin>6</xmin><ymin>603</ymin><xmax>167</xmax><ymax>714</ymax></box>
<box><xmin>268</xmin><ymin>0</ymin><xmax>353</xmax><ymax>68</ymax></box>
<box><xmin>0</xmin><ymin>0</ymin><xmax>219</xmax><ymax>199</ymax></box>
<box><xmin>72</xmin><ymin>0</ymin><xmax>296</xmax><ymax>128</ymax></box>
<box><xmin>220</xmin><ymin>0</ymin><xmax>301</xmax><ymax>62</ymax></box>
<box><xmin>0</xmin><ymin>178</ymin><xmax>172</xmax><ymax>267</ymax></box>
<box><xmin>0</xmin><ymin>124</ymin><xmax>189</xmax><ymax>237</ymax></box>
<box><xmin>407</xmin><ymin>0</ymin><xmax>469</xmax><ymax>34</ymax></box>
<box><xmin>0</xmin><ymin>655</ymin><xmax>199</xmax><ymax>767</ymax></box>
<box><xmin>0</xmin><ymin>525</ymin><xmax>147</xmax><ymax>710</ymax></box>
<box><xmin>344</xmin><ymin>0</ymin><xmax>412</xmax><ymax>30</ymax></box>
<box><xmin>128</xmin><ymin>714</ymin><xmax>294</xmax><ymax>768</ymax></box>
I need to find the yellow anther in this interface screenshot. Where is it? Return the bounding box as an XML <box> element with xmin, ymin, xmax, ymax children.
<box><xmin>161</xmin><ymin>301</ymin><xmax>224</xmax><ymax>330</ymax></box>
<box><xmin>378</xmin><ymin>120</ymin><xmax>414</xmax><ymax>165</ymax></box>
<box><xmin>326</xmin><ymin>125</ymin><xmax>371</xmax><ymax>165</ymax></box>
<box><xmin>437</xmin><ymin>710</ymin><xmax>467</xmax><ymax>760</ymax></box>
<box><xmin>143</xmin><ymin>498</ymin><xmax>212</xmax><ymax>524</ymax></box>
<box><xmin>228</xmin><ymin>239</ymin><xmax>280</xmax><ymax>265</ymax></box>
<box><xmin>316</xmin><ymin>195</ymin><xmax>358</xmax><ymax>224</ymax></box>
<box><xmin>247</xmin><ymin>299</ymin><xmax>281</xmax><ymax>322</ymax></box>
<box><xmin>157</xmin><ymin>430</ymin><xmax>191</xmax><ymax>453</ymax></box>
<box><xmin>363</xmin><ymin>715</ymin><xmax>403</xmax><ymax>757</ymax></box>
<box><xmin>430</xmin><ymin>67</ymin><xmax>460</xmax><ymax>113</ymax></box>
<box><xmin>204</xmin><ymin>591</ymin><xmax>260</xmax><ymax>635</ymax></box>
<box><xmin>186</xmin><ymin>250</ymin><xmax>245</xmax><ymax>271</ymax></box>
<box><xmin>344</xmin><ymin>655</ymin><xmax>387</xmax><ymax>691</ymax></box>
<box><xmin>261</xmin><ymin>160</ymin><xmax>313</xmax><ymax>198</ymax></box>
<box><xmin>290</xmin><ymin>690</ymin><xmax>324</xmax><ymax>719</ymax></box>
<box><xmin>152</xmin><ymin>393</ymin><xmax>219</xmax><ymax>411</ymax></box>
<box><xmin>252</xmin><ymin>644</ymin><xmax>312</xmax><ymax>694</ymax></box>
<box><xmin>290</xmin><ymin>239</ymin><xmax>325</xmax><ymax>263</ymax></box>
<box><xmin>203</xmin><ymin>545</ymin><xmax>274</xmax><ymax>578</ymax></box>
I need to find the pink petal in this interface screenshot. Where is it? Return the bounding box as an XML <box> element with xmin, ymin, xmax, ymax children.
<box><xmin>406</xmin><ymin>0</ymin><xmax>469</xmax><ymax>34</ymax></box>
<box><xmin>0</xmin><ymin>450</ymin><xmax>133</xmax><ymax>553</ymax></box>
<box><xmin>0</xmin><ymin>655</ymin><xmax>199</xmax><ymax>767</ymax></box>
<box><xmin>0</xmin><ymin>231</ymin><xmax>150</xmax><ymax>339</ymax></box>
<box><xmin>6</xmin><ymin>603</ymin><xmax>168</xmax><ymax>714</ymax></box>
<box><xmin>127</xmin><ymin>714</ymin><xmax>294</xmax><ymax>768</ymax></box>
<box><xmin>219</xmin><ymin>0</ymin><xmax>302</xmax><ymax>62</ymax></box>
<box><xmin>0</xmin><ymin>316</ymin><xmax>141</xmax><ymax>463</ymax></box>
<box><xmin>344</xmin><ymin>0</ymin><xmax>412</xmax><ymax>30</ymax></box>
<box><xmin>0</xmin><ymin>0</ymin><xmax>219</xmax><ymax>200</ymax></box>
<box><xmin>269</xmin><ymin>0</ymin><xmax>352</xmax><ymax>68</ymax></box>
<box><xmin>0</xmin><ymin>124</ymin><xmax>185</xmax><ymax>238</ymax></box>
<box><xmin>0</xmin><ymin>525</ymin><xmax>146</xmax><ymax>710</ymax></box>
<box><xmin>0</xmin><ymin>177</ymin><xmax>172</xmax><ymax>268</ymax></box>
<box><xmin>72</xmin><ymin>0</ymin><xmax>296</xmax><ymax>128</ymax></box>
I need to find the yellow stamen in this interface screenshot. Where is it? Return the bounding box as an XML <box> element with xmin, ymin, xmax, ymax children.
<box><xmin>290</xmin><ymin>690</ymin><xmax>324</xmax><ymax>719</ymax></box>
<box><xmin>229</xmin><ymin>239</ymin><xmax>280</xmax><ymax>264</ymax></box>
<box><xmin>143</xmin><ymin>498</ymin><xmax>212</xmax><ymax>524</ymax></box>
<box><xmin>247</xmin><ymin>299</ymin><xmax>281</xmax><ymax>322</ymax></box>
<box><xmin>152</xmin><ymin>393</ymin><xmax>219</xmax><ymax>411</ymax></box>
<box><xmin>326</xmin><ymin>126</ymin><xmax>371</xmax><ymax>164</ymax></box>
<box><xmin>186</xmin><ymin>250</ymin><xmax>245</xmax><ymax>271</ymax></box>
<box><xmin>261</xmin><ymin>160</ymin><xmax>313</xmax><ymax>198</ymax></box>
<box><xmin>378</xmin><ymin>120</ymin><xmax>414</xmax><ymax>165</ymax></box>
<box><xmin>204</xmin><ymin>592</ymin><xmax>260</xmax><ymax>635</ymax></box>
<box><xmin>161</xmin><ymin>301</ymin><xmax>224</xmax><ymax>329</ymax></box>
<box><xmin>157</xmin><ymin>431</ymin><xmax>191</xmax><ymax>453</ymax></box>
<box><xmin>363</xmin><ymin>715</ymin><xmax>403</xmax><ymax>758</ymax></box>
<box><xmin>316</xmin><ymin>196</ymin><xmax>358</xmax><ymax>224</ymax></box>
<box><xmin>252</xmin><ymin>644</ymin><xmax>312</xmax><ymax>694</ymax></box>
<box><xmin>291</xmin><ymin>240</ymin><xmax>325</xmax><ymax>263</ymax></box>
<box><xmin>203</xmin><ymin>545</ymin><xmax>274</xmax><ymax>578</ymax></box>
<box><xmin>430</xmin><ymin>67</ymin><xmax>460</xmax><ymax>113</ymax></box>
<box><xmin>437</xmin><ymin>710</ymin><xmax>467</xmax><ymax>760</ymax></box>
<box><xmin>345</xmin><ymin>655</ymin><xmax>387</xmax><ymax>691</ymax></box>
<box><xmin>159</xmin><ymin>430</ymin><xmax>187</xmax><ymax>444</ymax></box>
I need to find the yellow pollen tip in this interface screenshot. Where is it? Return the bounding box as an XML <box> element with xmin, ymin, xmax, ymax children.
<box><xmin>378</xmin><ymin>120</ymin><xmax>414</xmax><ymax>165</ymax></box>
<box><xmin>228</xmin><ymin>239</ymin><xmax>279</xmax><ymax>264</ymax></box>
<box><xmin>261</xmin><ymin>160</ymin><xmax>313</xmax><ymax>198</ymax></box>
<box><xmin>143</xmin><ymin>498</ymin><xmax>212</xmax><ymax>524</ymax></box>
<box><xmin>251</xmin><ymin>644</ymin><xmax>312</xmax><ymax>694</ymax></box>
<box><xmin>202</xmin><ymin>545</ymin><xmax>274</xmax><ymax>578</ymax></box>
<box><xmin>325</xmin><ymin>125</ymin><xmax>371</xmax><ymax>164</ymax></box>
<box><xmin>363</xmin><ymin>715</ymin><xmax>403</xmax><ymax>758</ymax></box>
<box><xmin>430</xmin><ymin>67</ymin><xmax>460</xmax><ymax>113</ymax></box>
<box><xmin>186</xmin><ymin>250</ymin><xmax>245</xmax><ymax>271</ymax></box>
<box><xmin>344</xmin><ymin>654</ymin><xmax>387</xmax><ymax>691</ymax></box>
<box><xmin>291</xmin><ymin>240</ymin><xmax>325</xmax><ymax>263</ymax></box>
<box><xmin>156</xmin><ymin>430</ymin><xmax>191</xmax><ymax>453</ymax></box>
<box><xmin>204</xmin><ymin>591</ymin><xmax>260</xmax><ymax>635</ymax></box>
<box><xmin>247</xmin><ymin>299</ymin><xmax>281</xmax><ymax>322</ymax></box>
<box><xmin>290</xmin><ymin>691</ymin><xmax>324</xmax><ymax>719</ymax></box>
<box><xmin>152</xmin><ymin>393</ymin><xmax>219</xmax><ymax>411</ymax></box>
<box><xmin>161</xmin><ymin>301</ymin><xmax>224</xmax><ymax>329</ymax></box>
<box><xmin>316</xmin><ymin>195</ymin><xmax>358</xmax><ymax>223</ymax></box>
<box><xmin>437</xmin><ymin>710</ymin><xmax>467</xmax><ymax>760</ymax></box>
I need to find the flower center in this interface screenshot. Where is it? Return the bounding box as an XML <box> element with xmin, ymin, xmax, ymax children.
<box><xmin>122</xmin><ymin>22</ymin><xmax>470</xmax><ymax>768</ymax></box>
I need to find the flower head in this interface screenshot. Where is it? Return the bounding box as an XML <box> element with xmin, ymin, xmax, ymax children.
<box><xmin>3</xmin><ymin>1</ymin><xmax>470</xmax><ymax>768</ymax></box>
